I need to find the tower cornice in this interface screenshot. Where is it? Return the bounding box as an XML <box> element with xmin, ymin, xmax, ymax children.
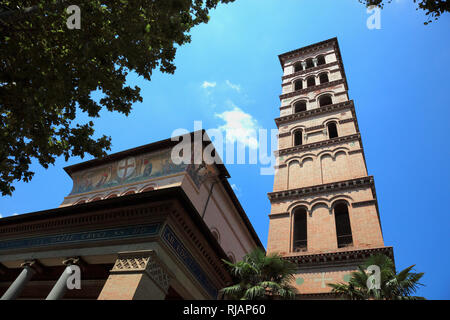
<box><xmin>279</xmin><ymin>79</ymin><xmax>347</xmax><ymax>101</ymax></box>
<box><xmin>267</xmin><ymin>176</ymin><xmax>375</xmax><ymax>202</ymax></box>
<box><xmin>275</xmin><ymin>133</ymin><xmax>361</xmax><ymax>157</ymax></box>
<box><xmin>275</xmin><ymin>100</ymin><xmax>355</xmax><ymax>127</ymax></box>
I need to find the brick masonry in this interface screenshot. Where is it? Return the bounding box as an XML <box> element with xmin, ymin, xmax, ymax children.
<box><xmin>268</xmin><ymin>38</ymin><xmax>392</xmax><ymax>297</ymax></box>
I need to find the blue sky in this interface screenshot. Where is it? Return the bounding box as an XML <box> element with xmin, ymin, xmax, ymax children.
<box><xmin>1</xmin><ymin>0</ymin><xmax>449</xmax><ymax>299</ymax></box>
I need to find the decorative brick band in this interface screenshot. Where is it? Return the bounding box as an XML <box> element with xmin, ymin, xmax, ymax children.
<box><xmin>352</xmin><ymin>200</ymin><xmax>377</xmax><ymax>208</ymax></box>
<box><xmin>267</xmin><ymin>176</ymin><xmax>375</xmax><ymax>202</ymax></box>
<box><xmin>275</xmin><ymin>100</ymin><xmax>354</xmax><ymax>126</ymax></box>
<box><xmin>279</xmin><ymin>79</ymin><xmax>345</xmax><ymax>101</ymax></box>
<box><xmin>278</xmin><ymin>132</ymin><xmax>291</xmax><ymax>138</ymax></box>
<box><xmin>276</xmin><ymin>133</ymin><xmax>361</xmax><ymax>157</ymax></box>
<box><xmin>339</xmin><ymin>118</ymin><xmax>355</xmax><ymax>124</ymax></box>
<box><xmin>268</xmin><ymin>212</ymin><xmax>289</xmax><ymax>219</ymax></box>
<box><xmin>282</xmin><ymin>62</ymin><xmax>340</xmax><ymax>81</ymax></box>
<box><xmin>305</xmin><ymin>124</ymin><xmax>325</xmax><ymax>132</ymax></box>
<box><xmin>282</xmin><ymin>246</ymin><xmax>394</xmax><ymax>266</ymax></box>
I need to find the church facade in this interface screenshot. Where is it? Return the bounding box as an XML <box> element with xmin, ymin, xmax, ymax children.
<box><xmin>0</xmin><ymin>132</ymin><xmax>263</xmax><ymax>299</ymax></box>
<box><xmin>267</xmin><ymin>38</ymin><xmax>394</xmax><ymax>298</ymax></box>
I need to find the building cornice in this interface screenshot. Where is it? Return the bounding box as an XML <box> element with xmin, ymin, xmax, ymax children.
<box><xmin>279</xmin><ymin>79</ymin><xmax>346</xmax><ymax>101</ymax></box>
<box><xmin>275</xmin><ymin>100</ymin><xmax>355</xmax><ymax>126</ymax></box>
<box><xmin>278</xmin><ymin>37</ymin><xmax>338</xmax><ymax>67</ymax></box>
<box><xmin>276</xmin><ymin>133</ymin><xmax>361</xmax><ymax>157</ymax></box>
<box><xmin>267</xmin><ymin>176</ymin><xmax>375</xmax><ymax>202</ymax></box>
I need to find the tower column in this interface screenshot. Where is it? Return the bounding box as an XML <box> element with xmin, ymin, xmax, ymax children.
<box><xmin>1</xmin><ymin>260</ymin><xmax>42</xmax><ymax>300</ymax></box>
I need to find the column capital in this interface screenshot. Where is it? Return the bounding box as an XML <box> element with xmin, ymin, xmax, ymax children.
<box><xmin>111</xmin><ymin>250</ymin><xmax>171</xmax><ymax>294</ymax></box>
<box><xmin>62</xmin><ymin>256</ymin><xmax>86</xmax><ymax>271</ymax></box>
<box><xmin>20</xmin><ymin>259</ymin><xmax>43</xmax><ymax>274</ymax></box>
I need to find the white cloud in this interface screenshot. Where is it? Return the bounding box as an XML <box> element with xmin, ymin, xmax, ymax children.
<box><xmin>202</xmin><ymin>81</ymin><xmax>216</xmax><ymax>89</ymax></box>
<box><xmin>215</xmin><ymin>104</ymin><xmax>259</xmax><ymax>149</ymax></box>
<box><xmin>0</xmin><ymin>213</ymin><xmax>2</xmax><ymax>218</ymax></box>
<box><xmin>226</xmin><ymin>80</ymin><xmax>241</xmax><ymax>92</ymax></box>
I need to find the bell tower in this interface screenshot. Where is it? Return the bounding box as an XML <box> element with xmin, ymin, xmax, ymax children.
<box><xmin>267</xmin><ymin>38</ymin><xmax>394</xmax><ymax>298</ymax></box>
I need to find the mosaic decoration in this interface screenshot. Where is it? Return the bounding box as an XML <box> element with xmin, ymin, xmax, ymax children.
<box><xmin>69</xmin><ymin>149</ymin><xmax>203</xmax><ymax>195</ymax></box>
<box><xmin>162</xmin><ymin>225</ymin><xmax>218</xmax><ymax>298</ymax></box>
<box><xmin>296</xmin><ymin>277</ymin><xmax>304</xmax><ymax>286</ymax></box>
<box><xmin>343</xmin><ymin>274</ymin><xmax>352</xmax><ymax>282</ymax></box>
<box><xmin>0</xmin><ymin>224</ymin><xmax>160</xmax><ymax>252</ymax></box>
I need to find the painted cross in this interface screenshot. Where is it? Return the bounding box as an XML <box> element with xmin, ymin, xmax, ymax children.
<box><xmin>117</xmin><ymin>157</ymin><xmax>136</xmax><ymax>179</ymax></box>
<box><xmin>313</xmin><ymin>272</ymin><xmax>333</xmax><ymax>288</ymax></box>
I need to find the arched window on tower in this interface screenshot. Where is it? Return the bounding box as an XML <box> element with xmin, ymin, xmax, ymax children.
<box><xmin>294</xmin><ymin>63</ymin><xmax>303</xmax><ymax>72</ymax></box>
<box><xmin>294</xmin><ymin>130</ymin><xmax>303</xmax><ymax>146</ymax></box>
<box><xmin>319</xmin><ymin>95</ymin><xmax>333</xmax><ymax>107</ymax></box>
<box><xmin>294</xmin><ymin>101</ymin><xmax>306</xmax><ymax>113</ymax></box>
<box><xmin>334</xmin><ymin>203</ymin><xmax>353</xmax><ymax>248</ymax></box>
<box><xmin>305</xmin><ymin>58</ymin><xmax>314</xmax><ymax>69</ymax></box>
<box><xmin>317</xmin><ymin>55</ymin><xmax>326</xmax><ymax>65</ymax></box>
<box><xmin>327</xmin><ymin>122</ymin><xmax>338</xmax><ymax>139</ymax></box>
<box><xmin>319</xmin><ymin>72</ymin><xmax>329</xmax><ymax>84</ymax></box>
<box><xmin>293</xmin><ymin>207</ymin><xmax>307</xmax><ymax>252</ymax></box>
<box><xmin>294</xmin><ymin>80</ymin><xmax>303</xmax><ymax>91</ymax></box>
<box><xmin>306</xmin><ymin>76</ymin><xmax>315</xmax><ymax>88</ymax></box>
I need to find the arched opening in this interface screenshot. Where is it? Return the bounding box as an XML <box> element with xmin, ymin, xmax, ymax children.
<box><xmin>293</xmin><ymin>207</ymin><xmax>307</xmax><ymax>252</ymax></box>
<box><xmin>211</xmin><ymin>230</ymin><xmax>220</xmax><ymax>243</ymax></box>
<box><xmin>334</xmin><ymin>203</ymin><xmax>353</xmax><ymax>248</ymax></box>
<box><xmin>227</xmin><ymin>254</ymin><xmax>235</xmax><ymax>263</ymax></box>
<box><xmin>306</xmin><ymin>76</ymin><xmax>316</xmax><ymax>88</ymax></box>
<box><xmin>141</xmin><ymin>186</ymin><xmax>155</xmax><ymax>193</ymax></box>
<box><xmin>106</xmin><ymin>194</ymin><xmax>118</xmax><ymax>199</ymax></box>
<box><xmin>294</xmin><ymin>80</ymin><xmax>303</xmax><ymax>91</ymax></box>
<box><xmin>294</xmin><ymin>63</ymin><xmax>303</xmax><ymax>72</ymax></box>
<box><xmin>294</xmin><ymin>101</ymin><xmax>306</xmax><ymax>113</ymax></box>
<box><xmin>319</xmin><ymin>95</ymin><xmax>333</xmax><ymax>107</ymax></box>
<box><xmin>327</xmin><ymin>122</ymin><xmax>338</xmax><ymax>139</ymax></box>
<box><xmin>317</xmin><ymin>55</ymin><xmax>326</xmax><ymax>65</ymax></box>
<box><xmin>294</xmin><ymin>130</ymin><xmax>303</xmax><ymax>146</ymax></box>
<box><xmin>122</xmin><ymin>190</ymin><xmax>135</xmax><ymax>196</ymax></box>
<box><xmin>319</xmin><ymin>72</ymin><xmax>329</xmax><ymax>84</ymax></box>
<box><xmin>305</xmin><ymin>58</ymin><xmax>314</xmax><ymax>69</ymax></box>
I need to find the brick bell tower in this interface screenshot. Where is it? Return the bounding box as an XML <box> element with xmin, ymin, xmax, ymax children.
<box><xmin>267</xmin><ymin>38</ymin><xmax>394</xmax><ymax>299</ymax></box>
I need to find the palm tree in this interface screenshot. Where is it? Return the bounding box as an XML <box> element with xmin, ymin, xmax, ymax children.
<box><xmin>220</xmin><ymin>248</ymin><xmax>298</xmax><ymax>300</ymax></box>
<box><xmin>328</xmin><ymin>254</ymin><xmax>425</xmax><ymax>300</ymax></box>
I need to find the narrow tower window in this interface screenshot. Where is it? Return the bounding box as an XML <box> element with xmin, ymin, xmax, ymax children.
<box><xmin>293</xmin><ymin>208</ymin><xmax>307</xmax><ymax>252</ymax></box>
<box><xmin>319</xmin><ymin>73</ymin><xmax>329</xmax><ymax>84</ymax></box>
<box><xmin>319</xmin><ymin>95</ymin><xmax>333</xmax><ymax>107</ymax></box>
<box><xmin>306</xmin><ymin>76</ymin><xmax>316</xmax><ymax>88</ymax></box>
<box><xmin>294</xmin><ymin>101</ymin><xmax>306</xmax><ymax>113</ymax></box>
<box><xmin>334</xmin><ymin>203</ymin><xmax>353</xmax><ymax>248</ymax></box>
<box><xmin>306</xmin><ymin>58</ymin><xmax>314</xmax><ymax>69</ymax></box>
<box><xmin>294</xmin><ymin>80</ymin><xmax>303</xmax><ymax>91</ymax></box>
<box><xmin>317</xmin><ymin>55</ymin><xmax>326</xmax><ymax>65</ymax></box>
<box><xmin>327</xmin><ymin>122</ymin><xmax>338</xmax><ymax>139</ymax></box>
<box><xmin>294</xmin><ymin>130</ymin><xmax>303</xmax><ymax>146</ymax></box>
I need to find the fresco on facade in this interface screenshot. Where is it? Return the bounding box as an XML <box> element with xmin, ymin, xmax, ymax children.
<box><xmin>69</xmin><ymin>149</ymin><xmax>202</xmax><ymax>196</ymax></box>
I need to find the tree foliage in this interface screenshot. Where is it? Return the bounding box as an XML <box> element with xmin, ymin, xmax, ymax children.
<box><xmin>359</xmin><ymin>0</ymin><xmax>449</xmax><ymax>24</ymax></box>
<box><xmin>328</xmin><ymin>254</ymin><xmax>425</xmax><ymax>300</ymax></box>
<box><xmin>220</xmin><ymin>248</ymin><xmax>298</xmax><ymax>300</ymax></box>
<box><xmin>0</xmin><ymin>0</ymin><xmax>234</xmax><ymax>195</ymax></box>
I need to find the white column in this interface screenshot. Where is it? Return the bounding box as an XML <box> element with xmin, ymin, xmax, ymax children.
<box><xmin>45</xmin><ymin>257</ymin><xmax>80</xmax><ymax>300</ymax></box>
<box><xmin>1</xmin><ymin>260</ymin><xmax>41</xmax><ymax>300</ymax></box>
